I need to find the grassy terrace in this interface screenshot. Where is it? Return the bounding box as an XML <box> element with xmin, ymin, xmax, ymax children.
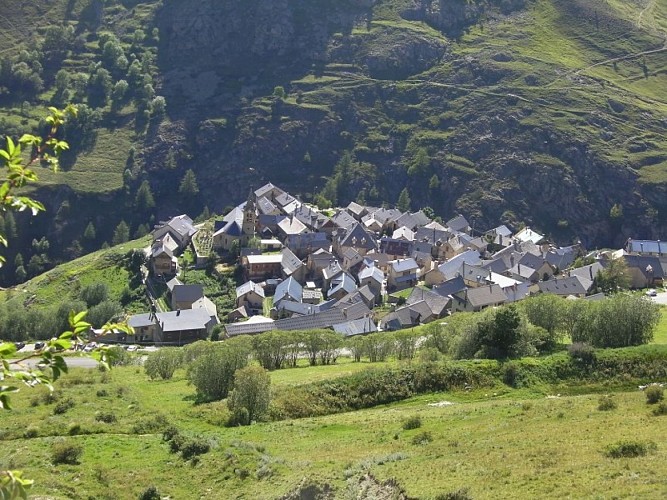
<box><xmin>1</xmin><ymin>352</ymin><xmax>666</xmax><ymax>499</ymax></box>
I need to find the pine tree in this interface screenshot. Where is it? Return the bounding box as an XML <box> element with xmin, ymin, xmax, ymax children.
<box><xmin>83</xmin><ymin>221</ymin><xmax>96</xmax><ymax>241</ymax></box>
<box><xmin>112</xmin><ymin>220</ymin><xmax>130</xmax><ymax>245</ymax></box>
<box><xmin>15</xmin><ymin>265</ymin><xmax>27</xmax><ymax>283</ymax></box>
<box><xmin>179</xmin><ymin>169</ymin><xmax>199</xmax><ymax>197</ymax></box>
<box><xmin>135</xmin><ymin>180</ymin><xmax>155</xmax><ymax>210</ymax></box>
<box><xmin>397</xmin><ymin>187</ymin><xmax>411</xmax><ymax>212</ymax></box>
<box><xmin>4</xmin><ymin>211</ymin><xmax>17</xmax><ymax>239</ymax></box>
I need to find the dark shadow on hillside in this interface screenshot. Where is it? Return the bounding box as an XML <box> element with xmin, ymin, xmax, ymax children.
<box><xmin>154</xmin><ymin>0</ymin><xmax>371</xmax><ymax>117</ymax></box>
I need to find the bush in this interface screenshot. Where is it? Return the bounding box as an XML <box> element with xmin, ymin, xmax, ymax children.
<box><xmin>144</xmin><ymin>348</ymin><xmax>183</xmax><ymax>380</ymax></box>
<box><xmin>132</xmin><ymin>414</ymin><xmax>170</xmax><ymax>434</ymax></box>
<box><xmin>227</xmin><ymin>366</ymin><xmax>271</xmax><ymax>425</ymax></box>
<box><xmin>42</xmin><ymin>391</ymin><xmax>61</xmax><ymax>405</ymax></box>
<box><xmin>24</xmin><ymin>425</ymin><xmax>39</xmax><ymax>438</ymax></box>
<box><xmin>52</xmin><ymin>441</ymin><xmax>83</xmax><ymax>465</ymax></box>
<box><xmin>180</xmin><ymin>438</ymin><xmax>210</xmax><ymax>460</ymax></box>
<box><xmin>107</xmin><ymin>346</ymin><xmax>134</xmax><ymax>367</ymax></box>
<box><xmin>605</xmin><ymin>440</ymin><xmax>657</xmax><ymax>458</ymax></box>
<box><xmin>188</xmin><ymin>338</ymin><xmax>252</xmax><ymax>401</ymax></box>
<box><xmin>652</xmin><ymin>402</ymin><xmax>667</xmax><ymax>416</ymax></box>
<box><xmin>567</xmin><ymin>342</ymin><xmax>596</xmax><ymax>365</ymax></box>
<box><xmin>598</xmin><ymin>395</ymin><xmax>617</xmax><ymax>411</ymax></box>
<box><xmin>402</xmin><ymin>415</ymin><xmax>422</xmax><ymax>430</ymax></box>
<box><xmin>96</xmin><ymin>389</ymin><xmax>109</xmax><ymax>397</ymax></box>
<box><xmin>139</xmin><ymin>486</ymin><xmax>161</xmax><ymax>500</ymax></box>
<box><xmin>162</xmin><ymin>425</ymin><xmax>180</xmax><ymax>442</ymax></box>
<box><xmin>412</xmin><ymin>431</ymin><xmax>433</xmax><ymax>445</ymax></box>
<box><xmin>68</xmin><ymin>422</ymin><xmax>82</xmax><ymax>436</ymax></box>
<box><xmin>95</xmin><ymin>412</ymin><xmax>117</xmax><ymax>423</ymax></box>
<box><xmin>645</xmin><ymin>385</ymin><xmax>664</xmax><ymax>404</ymax></box>
<box><xmin>53</xmin><ymin>397</ymin><xmax>75</xmax><ymax>415</ymax></box>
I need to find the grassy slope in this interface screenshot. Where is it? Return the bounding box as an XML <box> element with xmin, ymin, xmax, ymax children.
<box><xmin>1</xmin><ymin>361</ymin><xmax>666</xmax><ymax>499</ymax></box>
<box><xmin>0</xmin><ymin>236</ymin><xmax>150</xmax><ymax>312</ymax></box>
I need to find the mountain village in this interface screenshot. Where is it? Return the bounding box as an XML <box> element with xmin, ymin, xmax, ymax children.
<box><xmin>97</xmin><ymin>182</ymin><xmax>667</xmax><ymax>346</ymax></box>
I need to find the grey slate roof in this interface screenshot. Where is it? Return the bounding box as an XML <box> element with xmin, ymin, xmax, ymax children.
<box><xmin>544</xmin><ymin>245</ymin><xmax>579</xmax><ymax>270</ymax></box>
<box><xmin>446</xmin><ymin>214</ymin><xmax>470</xmax><ymax>233</ymax></box>
<box><xmin>622</xmin><ymin>254</ymin><xmax>665</xmax><ymax>278</ymax></box>
<box><xmin>274</xmin><ymin>276</ymin><xmax>303</xmax><ymax>304</ymax></box>
<box><xmin>626</xmin><ymin>239</ymin><xmax>667</xmax><ymax>255</ymax></box>
<box><xmin>391</xmin><ymin>258</ymin><xmax>419</xmax><ymax>273</ymax></box>
<box><xmin>274</xmin><ymin>302</ymin><xmax>371</xmax><ymax>331</ymax></box>
<box><xmin>358</xmin><ymin>265</ymin><xmax>384</xmax><ymax>283</ymax></box>
<box><xmin>452</xmin><ymin>284</ymin><xmax>508</xmax><ymax>308</ymax></box>
<box><xmin>281</xmin><ymin>248</ymin><xmax>304</xmax><ymax>277</ymax></box>
<box><xmin>159</xmin><ymin>308</ymin><xmax>211</xmax><ymax>332</ymax></box>
<box><xmin>537</xmin><ymin>276</ymin><xmax>588</xmax><ymax>296</ymax></box>
<box><xmin>172</xmin><ymin>284</ymin><xmax>204</xmax><ymax>304</ymax></box>
<box><xmin>406</xmin><ymin>287</ymin><xmax>449</xmax><ymax>317</ymax></box>
<box><xmin>338</xmin><ymin>223</ymin><xmax>377</xmax><ymax>251</ymax></box>
<box><xmin>438</xmin><ymin>250</ymin><xmax>482</xmax><ymax>281</ymax></box>
<box><xmin>128</xmin><ymin>313</ymin><xmax>154</xmax><ymax>329</ymax></box>
<box><xmin>332</xmin><ymin>210</ymin><xmax>357</xmax><ymax>229</ymax></box>
<box><xmin>166</xmin><ymin>277</ymin><xmax>183</xmax><ymax>292</ymax></box>
<box><xmin>433</xmin><ymin>276</ymin><xmax>467</xmax><ymax>297</ymax></box>
<box><xmin>333</xmin><ymin>317</ymin><xmax>378</xmax><ymax>337</ymax></box>
<box><xmin>235</xmin><ymin>281</ymin><xmax>265</xmax><ymax>299</ymax></box>
<box><xmin>328</xmin><ymin>273</ymin><xmax>358</xmax><ymax>297</ymax></box>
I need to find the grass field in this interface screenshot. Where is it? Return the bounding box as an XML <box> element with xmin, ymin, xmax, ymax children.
<box><xmin>0</xmin><ymin>235</ymin><xmax>150</xmax><ymax>312</ymax></box>
<box><xmin>652</xmin><ymin>307</ymin><xmax>667</xmax><ymax>344</ymax></box>
<box><xmin>1</xmin><ymin>355</ymin><xmax>666</xmax><ymax>499</ymax></box>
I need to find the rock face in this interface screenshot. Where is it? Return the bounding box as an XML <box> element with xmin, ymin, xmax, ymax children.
<box><xmin>157</xmin><ymin>0</ymin><xmax>373</xmax><ymax>108</ymax></box>
<box><xmin>147</xmin><ymin>0</ymin><xmax>667</xmax><ymax>247</ymax></box>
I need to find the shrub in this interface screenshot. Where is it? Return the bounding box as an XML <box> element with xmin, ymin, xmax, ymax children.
<box><xmin>411</xmin><ymin>431</ymin><xmax>433</xmax><ymax>445</ymax></box>
<box><xmin>598</xmin><ymin>395</ymin><xmax>617</xmax><ymax>411</ymax></box>
<box><xmin>144</xmin><ymin>348</ymin><xmax>183</xmax><ymax>380</ymax></box>
<box><xmin>53</xmin><ymin>397</ymin><xmax>75</xmax><ymax>415</ymax></box>
<box><xmin>42</xmin><ymin>391</ymin><xmax>61</xmax><ymax>405</ymax></box>
<box><xmin>107</xmin><ymin>346</ymin><xmax>134</xmax><ymax>367</ymax></box>
<box><xmin>68</xmin><ymin>422</ymin><xmax>82</xmax><ymax>436</ymax></box>
<box><xmin>180</xmin><ymin>438</ymin><xmax>210</xmax><ymax>460</ymax></box>
<box><xmin>652</xmin><ymin>402</ymin><xmax>667</xmax><ymax>416</ymax></box>
<box><xmin>132</xmin><ymin>414</ymin><xmax>170</xmax><ymax>434</ymax></box>
<box><xmin>645</xmin><ymin>385</ymin><xmax>664</xmax><ymax>404</ymax></box>
<box><xmin>95</xmin><ymin>412</ymin><xmax>117</xmax><ymax>423</ymax></box>
<box><xmin>188</xmin><ymin>339</ymin><xmax>252</xmax><ymax>401</ymax></box>
<box><xmin>227</xmin><ymin>366</ymin><xmax>271</xmax><ymax>425</ymax></box>
<box><xmin>52</xmin><ymin>441</ymin><xmax>83</xmax><ymax>465</ymax></box>
<box><xmin>169</xmin><ymin>434</ymin><xmax>186</xmax><ymax>454</ymax></box>
<box><xmin>24</xmin><ymin>425</ymin><xmax>39</xmax><ymax>438</ymax></box>
<box><xmin>162</xmin><ymin>426</ymin><xmax>180</xmax><ymax>442</ymax></box>
<box><xmin>96</xmin><ymin>389</ymin><xmax>109</xmax><ymax>397</ymax></box>
<box><xmin>568</xmin><ymin>342</ymin><xmax>596</xmax><ymax>365</ymax></box>
<box><xmin>605</xmin><ymin>440</ymin><xmax>656</xmax><ymax>458</ymax></box>
<box><xmin>139</xmin><ymin>486</ymin><xmax>161</xmax><ymax>500</ymax></box>
<box><xmin>435</xmin><ymin>489</ymin><xmax>473</xmax><ymax>500</ymax></box>
<box><xmin>402</xmin><ymin>415</ymin><xmax>422</xmax><ymax>430</ymax></box>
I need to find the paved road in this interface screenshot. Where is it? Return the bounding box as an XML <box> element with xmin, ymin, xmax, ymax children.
<box><xmin>8</xmin><ymin>356</ymin><xmax>100</xmax><ymax>370</ymax></box>
<box><xmin>650</xmin><ymin>290</ymin><xmax>667</xmax><ymax>306</ymax></box>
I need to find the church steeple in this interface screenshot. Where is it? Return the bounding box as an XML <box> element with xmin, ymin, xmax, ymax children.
<box><xmin>243</xmin><ymin>187</ymin><xmax>257</xmax><ymax>237</ymax></box>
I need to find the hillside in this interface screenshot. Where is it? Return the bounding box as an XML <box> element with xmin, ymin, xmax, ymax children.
<box><xmin>1</xmin><ymin>0</ymin><xmax>667</xmax><ymax>283</ymax></box>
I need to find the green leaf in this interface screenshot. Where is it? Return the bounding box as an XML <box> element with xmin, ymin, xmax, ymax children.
<box><xmin>0</xmin><ymin>343</ymin><xmax>17</xmax><ymax>358</ymax></box>
<box><xmin>72</xmin><ymin>311</ymin><xmax>88</xmax><ymax>325</ymax></box>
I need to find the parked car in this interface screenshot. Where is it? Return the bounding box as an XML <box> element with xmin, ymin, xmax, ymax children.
<box><xmin>646</xmin><ymin>289</ymin><xmax>657</xmax><ymax>297</ymax></box>
<box><xmin>14</xmin><ymin>342</ymin><xmax>25</xmax><ymax>351</ymax></box>
<box><xmin>34</xmin><ymin>341</ymin><xmax>45</xmax><ymax>350</ymax></box>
